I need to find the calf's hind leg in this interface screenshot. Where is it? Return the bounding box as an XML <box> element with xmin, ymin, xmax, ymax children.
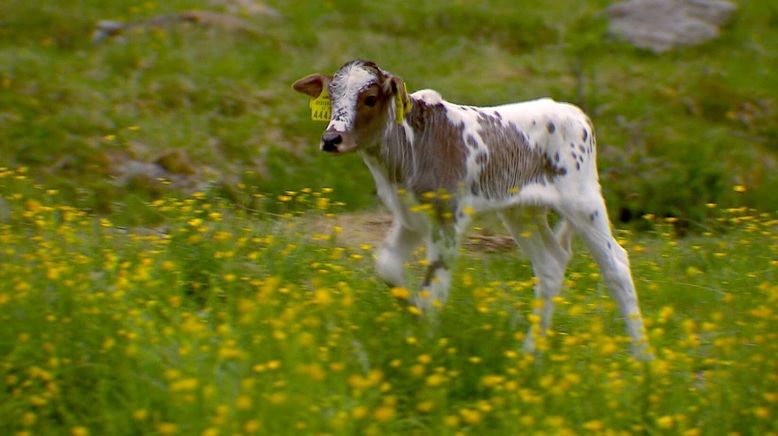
<box><xmin>561</xmin><ymin>196</ymin><xmax>652</xmax><ymax>359</ymax></box>
<box><xmin>499</xmin><ymin>208</ymin><xmax>572</xmax><ymax>352</ymax></box>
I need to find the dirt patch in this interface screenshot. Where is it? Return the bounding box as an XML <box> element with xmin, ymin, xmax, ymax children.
<box><xmin>309</xmin><ymin>211</ymin><xmax>517</xmax><ymax>253</ymax></box>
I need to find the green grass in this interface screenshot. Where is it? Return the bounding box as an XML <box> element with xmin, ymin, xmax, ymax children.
<box><xmin>1</xmin><ymin>171</ymin><xmax>776</xmax><ymax>435</ymax></box>
<box><xmin>0</xmin><ymin>1</ymin><xmax>777</xmax><ymax>434</ymax></box>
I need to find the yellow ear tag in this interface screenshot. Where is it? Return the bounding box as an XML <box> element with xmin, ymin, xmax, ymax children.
<box><xmin>394</xmin><ymin>82</ymin><xmax>412</xmax><ymax>125</ymax></box>
<box><xmin>309</xmin><ymin>88</ymin><xmax>331</xmax><ymax>122</ymax></box>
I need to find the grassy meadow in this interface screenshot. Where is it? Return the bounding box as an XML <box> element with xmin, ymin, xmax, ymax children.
<box><xmin>1</xmin><ymin>0</ymin><xmax>777</xmax><ymax>435</ymax></box>
<box><xmin>1</xmin><ymin>171</ymin><xmax>776</xmax><ymax>435</ymax></box>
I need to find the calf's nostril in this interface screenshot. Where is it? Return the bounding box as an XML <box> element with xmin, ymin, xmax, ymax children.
<box><xmin>321</xmin><ymin>132</ymin><xmax>343</xmax><ymax>152</ymax></box>
<box><xmin>323</xmin><ymin>133</ymin><xmax>342</xmax><ymax>145</ymax></box>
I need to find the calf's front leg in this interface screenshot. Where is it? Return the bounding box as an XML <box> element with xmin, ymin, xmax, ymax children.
<box><xmin>375</xmin><ymin>221</ymin><xmax>423</xmax><ymax>288</ymax></box>
<box><xmin>413</xmin><ymin>219</ymin><xmax>466</xmax><ymax>313</ymax></box>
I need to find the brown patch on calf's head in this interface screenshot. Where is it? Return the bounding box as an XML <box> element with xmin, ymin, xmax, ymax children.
<box><xmin>475</xmin><ymin>120</ymin><xmax>566</xmax><ymax>199</ymax></box>
<box><xmin>346</xmin><ymin>82</ymin><xmax>393</xmax><ymax>151</ymax></box>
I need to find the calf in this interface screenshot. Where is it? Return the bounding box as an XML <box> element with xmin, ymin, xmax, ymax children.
<box><xmin>293</xmin><ymin>60</ymin><xmax>650</xmax><ymax>358</ymax></box>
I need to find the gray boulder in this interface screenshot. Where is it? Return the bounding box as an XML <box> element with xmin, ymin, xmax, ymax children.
<box><xmin>607</xmin><ymin>0</ymin><xmax>737</xmax><ymax>53</ymax></box>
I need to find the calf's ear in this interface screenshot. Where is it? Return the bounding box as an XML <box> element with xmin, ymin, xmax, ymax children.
<box><xmin>385</xmin><ymin>75</ymin><xmax>407</xmax><ymax>99</ymax></box>
<box><xmin>386</xmin><ymin>75</ymin><xmax>412</xmax><ymax>117</ymax></box>
<box><xmin>292</xmin><ymin>74</ymin><xmax>331</xmax><ymax>98</ymax></box>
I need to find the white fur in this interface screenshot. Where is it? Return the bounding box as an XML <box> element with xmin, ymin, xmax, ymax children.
<box><xmin>412</xmin><ymin>89</ymin><xmax>443</xmax><ymax>105</ymax></box>
<box><xmin>328</xmin><ymin>64</ymin><xmax>376</xmax><ymax>132</ymax></box>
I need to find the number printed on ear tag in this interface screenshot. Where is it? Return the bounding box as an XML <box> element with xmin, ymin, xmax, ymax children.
<box><xmin>310</xmin><ymin>88</ymin><xmax>331</xmax><ymax>122</ymax></box>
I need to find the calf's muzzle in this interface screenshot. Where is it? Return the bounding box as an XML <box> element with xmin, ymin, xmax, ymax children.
<box><xmin>321</xmin><ymin>130</ymin><xmax>342</xmax><ymax>152</ymax></box>
<box><xmin>320</xmin><ymin>129</ymin><xmax>358</xmax><ymax>153</ymax></box>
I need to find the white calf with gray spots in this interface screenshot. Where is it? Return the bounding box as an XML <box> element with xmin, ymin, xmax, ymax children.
<box><xmin>294</xmin><ymin>60</ymin><xmax>650</xmax><ymax>358</ymax></box>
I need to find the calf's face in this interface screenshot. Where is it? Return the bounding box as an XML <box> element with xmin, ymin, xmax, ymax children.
<box><xmin>293</xmin><ymin>61</ymin><xmax>406</xmax><ymax>153</ymax></box>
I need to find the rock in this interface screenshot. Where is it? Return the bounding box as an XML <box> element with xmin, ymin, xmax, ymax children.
<box><xmin>155</xmin><ymin>149</ymin><xmax>197</xmax><ymax>176</ymax></box>
<box><xmin>606</xmin><ymin>0</ymin><xmax>737</xmax><ymax>53</ymax></box>
<box><xmin>114</xmin><ymin>160</ymin><xmax>171</xmax><ymax>195</ymax></box>
<box><xmin>208</xmin><ymin>0</ymin><xmax>282</xmax><ymax>18</ymax></box>
<box><xmin>93</xmin><ymin>10</ymin><xmax>267</xmax><ymax>44</ymax></box>
<box><xmin>107</xmin><ymin>150</ymin><xmax>209</xmax><ymax>194</ymax></box>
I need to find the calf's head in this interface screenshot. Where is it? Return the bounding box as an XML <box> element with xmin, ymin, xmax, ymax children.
<box><xmin>293</xmin><ymin>60</ymin><xmax>409</xmax><ymax>153</ymax></box>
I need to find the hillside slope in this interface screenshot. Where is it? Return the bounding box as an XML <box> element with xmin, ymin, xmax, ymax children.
<box><xmin>1</xmin><ymin>0</ymin><xmax>776</xmax><ymax>226</ymax></box>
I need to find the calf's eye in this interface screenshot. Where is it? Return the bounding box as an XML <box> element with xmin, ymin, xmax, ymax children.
<box><xmin>364</xmin><ymin>95</ymin><xmax>377</xmax><ymax>107</ymax></box>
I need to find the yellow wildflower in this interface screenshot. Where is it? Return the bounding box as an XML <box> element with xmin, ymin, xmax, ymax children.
<box><xmin>373</xmin><ymin>405</ymin><xmax>395</xmax><ymax>422</ymax></box>
<box><xmin>656</xmin><ymin>415</ymin><xmax>674</xmax><ymax>429</ymax></box>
